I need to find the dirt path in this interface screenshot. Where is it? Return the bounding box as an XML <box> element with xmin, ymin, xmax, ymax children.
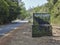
<box><xmin>0</xmin><ymin>24</ymin><xmax>60</xmax><ymax>45</ymax></box>
<box><xmin>52</xmin><ymin>25</ymin><xmax>60</xmax><ymax>40</ymax></box>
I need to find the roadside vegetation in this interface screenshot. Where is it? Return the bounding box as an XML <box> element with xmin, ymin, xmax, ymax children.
<box><xmin>28</xmin><ymin>0</ymin><xmax>60</xmax><ymax>25</ymax></box>
<box><xmin>0</xmin><ymin>0</ymin><xmax>60</xmax><ymax>25</ymax></box>
<box><xmin>28</xmin><ymin>0</ymin><xmax>60</xmax><ymax>36</ymax></box>
<box><xmin>0</xmin><ymin>0</ymin><xmax>29</xmax><ymax>25</ymax></box>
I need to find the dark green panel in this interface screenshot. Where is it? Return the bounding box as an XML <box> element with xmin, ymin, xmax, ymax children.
<box><xmin>32</xmin><ymin>13</ymin><xmax>52</xmax><ymax>37</ymax></box>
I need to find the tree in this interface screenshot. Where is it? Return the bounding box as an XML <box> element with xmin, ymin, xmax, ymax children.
<box><xmin>0</xmin><ymin>0</ymin><xmax>9</xmax><ymax>24</ymax></box>
<box><xmin>50</xmin><ymin>0</ymin><xmax>60</xmax><ymax>24</ymax></box>
<box><xmin>0</xmin><ymin>0</ymin><xmax>21</xmax><ymax>24</ymax></box>
<box><xmin>17</xmin><ymin>2</ymin><xmax>29</xmax><ymax>20</ymax></box>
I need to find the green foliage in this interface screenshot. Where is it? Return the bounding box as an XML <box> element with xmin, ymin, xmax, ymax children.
<box><xmin>18</xmin><ymin>2</ymin><xmax>30</xmax><ymax>20</ymax></box>
<box><xmin>50</xmin><ymin>0</ymin><xmax>60</xmax><ymax>24</ymax></box>
<box><xmin>28</xmin><ymin>0</ymin><xmax>60</xmax><ymax>25</ymax></box>
<box><xmin>32</xmin><ymin>4</ymin><xmax>49</xmax><ymax>13</ymax></box>
<box><xmin>0</xmin><ymin>0</ymin><xmax>21</xmax><ymax>24</ymax></box>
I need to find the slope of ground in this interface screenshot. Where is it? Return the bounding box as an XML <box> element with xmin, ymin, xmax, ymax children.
<box><xmin>0</xmin><ymin>23</ymin><xmax>60</xmax><ymax>45</ymax></box>
<box><xmin>8</xmin><ymin>24</ymin><xmax>60</xmax><ymax>45</ymax></box>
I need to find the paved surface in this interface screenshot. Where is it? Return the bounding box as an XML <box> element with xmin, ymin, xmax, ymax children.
<box><xmin>0</xmin><ymin>22</ymin><xmax>24</xmax><ymax>35</ymax></box>
<box><xmin>6</xmin><ymin>24</ymin><xmax>60</xmax><ymax>45</ymax></box>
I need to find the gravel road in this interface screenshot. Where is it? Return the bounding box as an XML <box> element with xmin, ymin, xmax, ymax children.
<box><xmin>6</xmin><ymin>24</ymin><xmax>60</xmax><ymax>45</ymax></box>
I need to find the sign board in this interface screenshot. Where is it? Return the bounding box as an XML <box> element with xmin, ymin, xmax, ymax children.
<box><xmin>32</xmin><ymin>13</ymin><xmax>52</xmax><ymax>37</ymax></box>
<box><xmin>33</xmin><ymin>13</ymin><xmax>50</xmax><ymax>25</ymax></box>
